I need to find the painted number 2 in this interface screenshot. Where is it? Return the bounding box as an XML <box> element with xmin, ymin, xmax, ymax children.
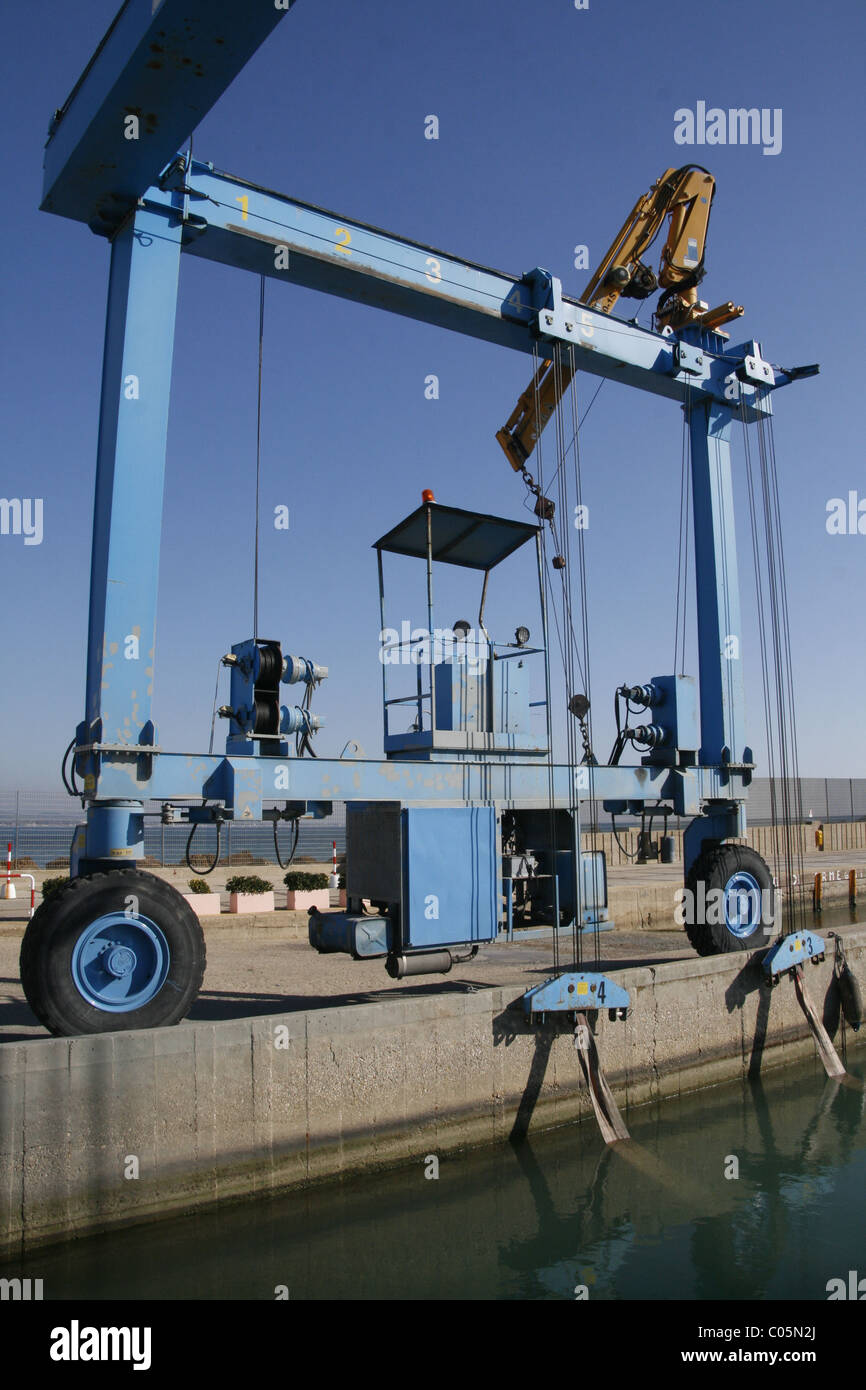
<box><xmin>335</xmin><ymin>227</ymin><xmax>352</xmax><ymax>255</ymax></box>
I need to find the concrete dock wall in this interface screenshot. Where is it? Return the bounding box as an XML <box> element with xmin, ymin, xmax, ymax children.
<box><xmin>1</xmin><ymin>927</ymin><xmax>864</xmax><ymax>1257</ymax></box>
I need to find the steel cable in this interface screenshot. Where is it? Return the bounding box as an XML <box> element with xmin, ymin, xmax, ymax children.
<box><xmin>253</xmin><ymin>276</ymin><xmax>265</xmax><ymax>642</ymax></box>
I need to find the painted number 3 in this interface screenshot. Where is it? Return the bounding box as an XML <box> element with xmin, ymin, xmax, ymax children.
<box><xmin>425</xmin><ymin>257</ymin><xmax>442</xmax><ymax>284</ymax></box>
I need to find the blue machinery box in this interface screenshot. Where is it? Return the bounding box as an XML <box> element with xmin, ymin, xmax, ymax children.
<box><xmin>402</xmin><ymin>806</ymin><xmax>498</xmax><ymax>947</ymax></box>
<box><xmin>345</xmin><ymin>803</ymin><xmax>499</xmax><ymax>949</ymax></box>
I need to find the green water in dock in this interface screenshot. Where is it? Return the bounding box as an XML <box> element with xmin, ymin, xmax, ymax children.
<box><xmin>4</xmin><ymin>1040</ymin><xmax>864</xmax><ymax>1301</ymax></box>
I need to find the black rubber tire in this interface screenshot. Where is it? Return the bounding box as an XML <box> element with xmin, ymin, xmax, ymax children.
<box><xmin>19</xmin><ymin>869</ymin><xmax>206</xmax><ymax>1037</ymax></box>
<box><xmin>683</xmin><ymin>843</ymin><xmax>775</xmax><ymax>957</ymax></box>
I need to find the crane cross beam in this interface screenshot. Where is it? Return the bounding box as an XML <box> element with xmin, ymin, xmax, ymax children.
<box><xmin>41</xmin><ymin>0</ymin><xmax>296</xmax><ymax>231</ymax></box>
<box><xmin>148</xmin><ymin>167</ymin><xmax>782</xmax><ymax>421</ymax></box>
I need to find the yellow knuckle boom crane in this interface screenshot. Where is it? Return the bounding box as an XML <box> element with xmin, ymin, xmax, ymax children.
<box><xmin>496</xmin><ymin>165</ymin><xmax>744</xmax><ymax>476</ymax></box>
<box><xmin>581</xmin><ymin>163</ymin><xmax>741</xmax><ymax>331</ymax></box>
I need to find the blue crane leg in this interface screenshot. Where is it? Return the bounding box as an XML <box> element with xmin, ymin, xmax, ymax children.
<box><xmin>689</xmin><ymin>400</ymin><xmax>746</xmax><ymax>768</ymax></box>
<box><xmin>80</xmin><ymin>202</ymin><xmax>182</xmax><ymax>859</ymax></box>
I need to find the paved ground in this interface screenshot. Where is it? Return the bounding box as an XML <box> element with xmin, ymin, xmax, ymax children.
<box><xmin>0</xmin><ymin>850</ymin><xmax>860</xmax><ymax>1043</ymax></box>
<box><xmin>0</xmin><ymin>923</ymin><xmax>695</xmax><ymax>1043</ymax></box>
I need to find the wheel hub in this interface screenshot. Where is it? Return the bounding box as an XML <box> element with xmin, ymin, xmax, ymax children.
<box><xmin>105</xmin><ymin>944</ymin><xmax>137</xmax><ymax>978</ymax></box>
<box><xmin>70</xmin><ymin>911</ymin><xmax>170</xmax><ymax>1012</ymax></box>
<box><xmin>724</xmin><ymin>870</ymin><xmax>763</xmax><ymax>938</ymax></box>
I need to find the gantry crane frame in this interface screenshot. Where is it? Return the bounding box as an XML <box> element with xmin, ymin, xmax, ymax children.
<box><xmin>26</xmin><ymin>0</ymin><xmax>819</xmax><ymax>1034</ymax></box>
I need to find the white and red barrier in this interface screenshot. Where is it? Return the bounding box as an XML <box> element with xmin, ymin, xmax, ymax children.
<box><xmin>329</xmin><ymin>839</ymin><xmax>339</xmax><ymax>890</ymax></box>
<box><xmin>0</xmin><ymin>841</ymin><xmax>36</xmax><ymax>917</ymax></box>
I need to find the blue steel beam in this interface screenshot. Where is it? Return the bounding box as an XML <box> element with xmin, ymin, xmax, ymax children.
<box><xmin>41</xmin><ymin>0</ymin><xmax>297</xmax><ymax>231</ymax></box>
<box><xmin>82</xmin><ymin>749</ymin><xmax>745</xmax><ymax>812</ymax></box>
<box><xmin>79</xmin><ymin>200</ymin><xmax>183</xmax><ymax>768</ymax></box>
<box><xmin>141</xmin><ymin>169</ymin><xmax>793</xmax><ymax>422</ymax></box>
<box><xmin>689</xmin><ymin>401</ymin><xmax>746</xmax><ymax>766</ymax></box>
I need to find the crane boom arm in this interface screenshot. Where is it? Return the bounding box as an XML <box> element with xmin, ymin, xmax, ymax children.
<box><xmin>496</xmin><ymin>166</ymin><xmax>744</xmax><ymax>477</ymax></box>
<box><xmin>495</xmin><ymin>356</ymin><xmax>575</xmax><ymax>473</ymax></box>
<box><xmin>581</xmin><ymin>165</ymin><xmax>715</xmax><ymax>318</ymax></box>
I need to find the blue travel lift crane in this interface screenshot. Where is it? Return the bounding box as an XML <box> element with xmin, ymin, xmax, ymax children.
<box><xmin>22</xmin><ymin>0</ymin><xmax>823</xmax><ymax>1042</ymax></box>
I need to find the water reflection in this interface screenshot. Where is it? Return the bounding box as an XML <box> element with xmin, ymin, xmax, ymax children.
<box><xmin>3</xmin><ymin>1049</ymin><xmax>863</xmax><ymax>1300</ymax></box>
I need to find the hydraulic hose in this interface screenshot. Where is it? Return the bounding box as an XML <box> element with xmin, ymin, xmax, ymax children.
<box><xmin>185</xmin><ymin>818</ymin><xmax>221</xmax><ymax>875</ymax></box>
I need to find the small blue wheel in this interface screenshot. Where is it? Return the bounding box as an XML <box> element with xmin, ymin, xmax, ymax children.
<box><xmin>20</xmin><ymin>869</ymin><xmax>206</xmax><ymax>1036</ymax></box>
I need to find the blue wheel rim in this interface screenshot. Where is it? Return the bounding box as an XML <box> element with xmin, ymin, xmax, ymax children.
<box><xmin>70</xmin><ymin>912</ymin><xmax>170</xmax><ymax>1012</ymax></box>
<box><xmin>723</xmin><ymin>870</ymin><xmax>764</xmax><ymax>938</ymax></box>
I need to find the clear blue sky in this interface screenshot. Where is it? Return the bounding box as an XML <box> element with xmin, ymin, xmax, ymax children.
<box><xmin>1</xmin><ymin>0</ymin><xmax>864</xmax><ymax>790</ymax></box>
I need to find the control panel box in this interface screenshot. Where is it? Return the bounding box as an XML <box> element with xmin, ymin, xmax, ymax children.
<box><xmin>346</xmin><ymin>803</ymin><xmax>499</xmax><ymax>948</ymax></box>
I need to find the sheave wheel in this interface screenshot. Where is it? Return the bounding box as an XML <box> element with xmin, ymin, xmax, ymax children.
<box><xmin>20</xmin><ymin>869</ymin><xmax>206</xmax><ymax>1037</ymax></box>
<box><xmin>683</xmin><ymin>844</ymin><xmax>775</xmax><ymax>957</ymax></box>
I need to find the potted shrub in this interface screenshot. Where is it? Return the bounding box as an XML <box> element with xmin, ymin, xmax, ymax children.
<box><xmin>284</xmin><ymin>870</ymin><xmax>330</xmax><ymax>912</ymax></box>
<box><xmin>41</xmin><ymin>876</ymin><xmax>69</xmax><ymax>901</ymax></box>
<box><xmin>226</xmin><ymin>874</ymin><xmax>275</xmax><ymax>914</ymax></box>
<box><xmin>183</xmin><ymin>877</ymin><xmax>222</xmax><ymax>917</ymax></box>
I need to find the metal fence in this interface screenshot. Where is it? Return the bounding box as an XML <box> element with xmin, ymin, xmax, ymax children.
<box><xmin>0</xmin><ymin>780</ymin><xmax>863</xmax><ymax>869</ymax></box>
<box><xmin>0</xmin><ymin>791</ymin><xmax>346</xmax><ymax>869</ymax></box>
<box><xmin>593</xmin><ymin>778</ymin><xmax>866</xmax><ymax>828</ymax></box>
<box><xmin>749</xmin><ymin>777</ymin><xmax>866</xmax><ymax>822</ymax></box>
